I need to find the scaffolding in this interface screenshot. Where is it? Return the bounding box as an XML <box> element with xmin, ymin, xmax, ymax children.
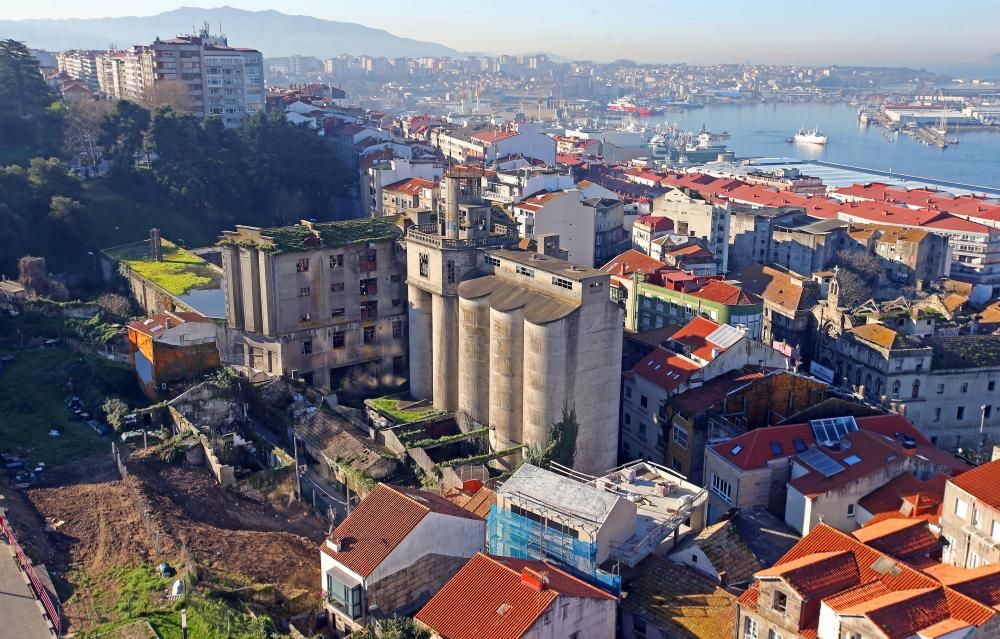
<box><xmin>487</xmin><ymin>502</ymin><xmax>621</xmax><ymax>593</ymax></box>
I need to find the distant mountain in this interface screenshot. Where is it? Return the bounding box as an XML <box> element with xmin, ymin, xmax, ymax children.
<box><xmin>0</xmin><ymin>6</ymin><xmax>460</xmax><ymax>58</ymax></box>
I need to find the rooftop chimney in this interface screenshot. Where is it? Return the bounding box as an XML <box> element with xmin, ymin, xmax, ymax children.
<box><xmin>521</xmin><ymin>568</ymin><xmax>548</xmax><ymax>591</ymax></box>
<box><xmin>150</xmin><ymin>228</ymin><xmax>163</xmax><ymax>261</ymax></box>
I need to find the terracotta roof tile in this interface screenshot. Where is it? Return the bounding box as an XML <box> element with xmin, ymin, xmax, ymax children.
<box><xmin>950</xmin><ymin>459</ymin><xmax>1000</xmax><ymax>509</ymax></box>
<box><xmin>693</xmin><ymin>280</ymin><xmax>760</xmax><ymax>306</ymax></box>
<box><xmin>415</xmin><ymin>553</ymin><xmax>613</xmax><ymax>639</ymax></box>
<box><xmin>756</xmin><ymin>550</ymin><xmax>862</xmax><ymax>598</ymax></box>
<box><xmin>628</xmin><ymin>348</ymin><xmax>702</xmax><ymax>392</ymax></box>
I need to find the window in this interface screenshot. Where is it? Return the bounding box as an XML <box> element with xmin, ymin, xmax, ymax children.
<box><xmin>988</xmin><ymin>406</ymin><xmax>994</xmax><ymax>420</ymax></box>
<box><xmin>552</xmin><ymin>276</ymin><xmax>573</xmax><ymax>290</ymax></box>
<box><xmin>446</xmin><ymin>260</ymin><xmax>455</xmax><ymax>284</ymax></box>
<box><xmin>360</xmin><ymin>278</ymin><xmax>378</xmax><ymax>296</ymax></box>
<box><xmin>300</xmin><ymin>312</ymin><xmax>312</xmax><ymax>322</ymax></box>
<box><xmin>638</xmin><ymin>422</ymin><xmax>647</xmax><ymax>437</ymax></box>
<box><xmin>486</xmin><ymin>255</ymin><xmax>500</xmax><ymax>268</ymax></box>
<box><xmin>956</xmin><ymin>498</ymin><xmax>969</xmax><ymax>519</ymax></box>
<box><xmin>329</xmin><ymin>254</ymin><xmax>343</xmax><ymax>268</ymax></box>
<box><xmin>962</xmin><ymin>383</ymin><xmax>969</xmax><ymax>393</ymax></box>
<box><xmin>743</xmin><ymin>616</ymin><xmax>759</xmax><ymax>639</ymax></box>
<box><xmin>298</xmin><ymin>287</ymin><xmax>311</xmax><ymax>297</ymax></box>
<box><xmin>992</xmin><ymin>521</ymin><xmax>1000</xmax><ymax>542</ymax></box>
<box><xmin>296</xmin><ymin>258</ymin><xmax>309</xmax><ymax>273</ymax></box>
<box><xmin>958</xmin><ymin>406</ymin><xmax>966</xmax><ymax>420</ymax></box>
<box><xmin>419</xmin><ymin>253</ymin><xmax>429</xmax><ymax>278</ymax></box>
<box><xmin>768</xmin><ymin>630</ymin><xmax>783</xmax><ymax>639</ymax></box>
<box><xmin>625</xmin><ymin>387</ymin><xmax>632</xmax><ymax>399</ymax></box>
<box><xmin>711</xmin><ymin>473</ymin><xmax>733</xmax><ymax>504</ymax></box>
<box><xmin>363</xmin><ymin>326</ymin><xmax>376</xmax><ymax>344</ymax></box>
<box><xmin>360</xmin><ymin>249</ymin><xmax>377</xmax><ymax>272</ymax></box>
<box><xmin>625</xmin><ymin>414</ymin><xmax>631</xmax><ymax>425</ymax></box>
<box><xmin>847</xmin><ymin>503</ymin><xmax>856</xmax><ymax>518</ymax></box>
<box><xmin>672</xmin><ymin>425</ymin><xmax>689</xmax><ymax>449</ymax></box>
<box><xmin>301</xmin><ymin>340</ymin><xmax>312</xmax><ymax>355</ymax></box>
<box><xmin>331</xmin><ymin>308</ymin><xmax>345</xmax><ymax>318</ymax></box>
<box><xmin>332</xmin><ymin>331</ymin><xmax>345</xmax><ymax>348</ymax></box>
<box><xmin>640</xmin><ymin>395</ymin><xmax>648</xmax><ymax>408</ymax></box>
<box><xmin>361</xmin><ymin>301</ymin><xmax>378</xmax><ymax>321</ymax></box>
<box><xmin>331</xmin><ymin>282</ymin><xmax>344</xmax><ymax>292</ymax></box>
<box><xmin>392</xmin><ymin>320</ymin><xmax>403</xmax><ymax>339</ymax></box>
<box><xmin>974</xmin><ymin>508</ymin><xmax>982</xmax><ymax>526</ymax></box>
<box><xmin>633</xmin><ymin>618</ymin><xmax>647</xmax><ymax>639</ymax></box>
<box><xmin>990</xmin><ymin>381</ymin><xmax>997</xmax><ymax>392</ymax></box>
<box><xmin>772</xmin><ymin>590</ymin><xmax>787</xmax><ymax>614</ymax></box>
<box><xmin>892</xmin><ymin>380</ymin><xmax>900</xmax><ymax>397</ymax></box>
<box><xmin>515</xmin><ymin>265</ymin><xmax>534</xmax><ymax>278</ymax></box>
<box><xmin>392</xmin><ymin>298</ymin><xmax>402</xmax><ymax>307</ymax></box>
<box><xmin>935</xmin><ymin>408</ymin><xmax>942</xmax><ymax>422</ymax></box>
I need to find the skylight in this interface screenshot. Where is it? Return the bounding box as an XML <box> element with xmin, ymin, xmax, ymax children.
<box><xmin>793</xmin><ymin>439</ymin><xmax>807</xmax><ymax>453</ymax></box>
<box><xmin>730</xmin><ymin>444</ymin><xmax>744</xmax><ymax>455</ymax></box>
<box><xmin>770</xmin><ymin>442</ymin><xmax>783</xmax><ymax>456</ymax></box>
<box><xmin>843</xmin><ymin>455</ymin><xmax>862</xmax><ymax>466</ymax></box>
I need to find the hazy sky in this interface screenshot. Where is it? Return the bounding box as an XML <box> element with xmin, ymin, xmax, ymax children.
<box><xmin>6</xmin><ymin>0</ymin><xmax>999</xmax><ymax>65</ymax></box>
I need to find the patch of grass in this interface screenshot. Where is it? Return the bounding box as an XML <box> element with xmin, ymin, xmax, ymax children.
<box><xmin>120</xmin><ymin>243</ymin><xmax>219</xmax><ymax>296</ymax></box>
<box><xmin>367</xmin><ymin>397</ymin><xmax>442</xmax><ymax>425</ymax></box>
<box><xmin>0</xmin><ymin>347</ymin><xmax>110</xmax><ymax>466</ymax></box>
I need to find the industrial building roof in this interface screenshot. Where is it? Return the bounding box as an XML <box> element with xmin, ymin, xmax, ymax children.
<box><xmin>457</xmin><ymin>276</ymin><xmax>578</xmax><ymax>324</ymax></box>
<box><xmin>489</xmin><ymin>248</ymin><xmax>605</xmax><ymax>280</ymax></box>
<box><xmin>218</xmin><ymin>218</ymin><xmax>400</xmax><ymax>254</ymax></box>
<box><xmin>415</xmin><ymin>553</ymin><xmax>613</xmax><ymax>639</ymax></box>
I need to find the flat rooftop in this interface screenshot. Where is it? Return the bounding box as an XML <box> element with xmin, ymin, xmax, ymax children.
<box><xmin>219</xmin><ymin>218</ymin><xmax>401</xmax><ymax>255</ymax></box>
<box><xmin>103</xmin><ymin>239</ymin><xmax>226</xmax><ymax>318</ymax></box>
<box><xmin>489</xmin><ymin>248</ymin><xmax>605</xmax><ymax>281</ymax></box>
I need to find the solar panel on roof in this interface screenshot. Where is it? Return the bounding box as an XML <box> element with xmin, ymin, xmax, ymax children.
<box><xmin>798</xmin><ymin>447</ymin><xmax>845</xmax><ymax>477</ymax></box>
<box><xmin>705</xmin><ymin>324</ymin><xmax>744</xmax><ymax>350</ymax></box>
<box><xmin>809</xmin><ymin>416</ymin><xmax>858</xmax><ymax>444</ymax></box>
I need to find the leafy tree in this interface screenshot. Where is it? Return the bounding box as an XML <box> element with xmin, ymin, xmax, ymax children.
<box><xmin>102</xmin><ymin>397</ymin><xmax>129</xmax><ymax>431</ymax></box>
<box><xmin>523</xmin><ymin>405</ymin><xmax>579</xmax><ymax>469</ymax></box>
<box><xmin>98</xmin><ymin>100</ymin><xmax>151</xmax><ymax>172</ymax></box>
<box><xmin>356</xmin><ymin>617</ymin><xmax>430</xmax><ymax>639</ymax></box>
<box><xmin>29</xmin><ymin>156</ymin><xmax>82</xmax><ymax>200</ymax></box>
<box><xmin>47</xmin><ymin>195</ymin><xmax>86</xmax><ymax>234</ymax></box>
<box><xmin>0</xmin><ymin>39</ymin><xmax>52</xmax><ymax>117</ymax></box>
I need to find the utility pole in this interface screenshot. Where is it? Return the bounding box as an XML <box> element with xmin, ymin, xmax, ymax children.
<box><xmin>293</xmin><ymin>435</ymin><xmax>301</xmax><ymax>501</ymax></box>
<box><xmin>978</xmin><ymin>404</ymin><xmax>987</xmax><ymax>463</ymax></box>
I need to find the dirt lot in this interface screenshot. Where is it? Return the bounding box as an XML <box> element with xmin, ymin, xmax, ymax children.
<box><xmin>4</xmin><ymin>451</ymin><xmax>326</xmax><ymax>634</ymax></box>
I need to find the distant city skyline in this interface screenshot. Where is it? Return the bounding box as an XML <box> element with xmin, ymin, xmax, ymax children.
<box><xmin>5</xmin><ymin>0</ymin><xmax>999</xmax><ymax>67</ymax></box>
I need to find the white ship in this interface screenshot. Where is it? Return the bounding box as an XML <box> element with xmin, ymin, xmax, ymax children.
<box><xmin>792</xmin><ymin>127</ymin><xmax>828</xmax><ymax>145</ymax></box>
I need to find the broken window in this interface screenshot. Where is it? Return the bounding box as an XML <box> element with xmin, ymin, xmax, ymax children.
<box><xmin>330</xmin><ymin>282</ymin><xmax>344</xmax><ymax>292</ymax></box>
<box><xmin>329</xmin><ymin>254</ymin><xmax>343</xmax><ymax>268</ymax></box>
<box><xmin>301</xmin><ymin>340</ymin><xmax>312</xmax><ymax>355</ymax></box>
<box><xmin>332</xmin><ymin>332</ymin><xmax>345</xmax><ymax>348</ymax></box>
<box><xmin>363</xmin><ymin>326</ymin><xmax>377</xmax><ymax>344</ymax></box>
<box><xmin>360</xmin><ymin>277</ymin><xmax>378</xmax><ymax>296</ymax></box>
<box><xmin>298</xmin><ymin>287</ymin><xmax>311</xmax><ymax>297</ymax></box>
<box><xmin>419</xmin><ymin>253</ymin><xmax>429</xmax><ymax>278</ymax></box>
<box><xmin>296</xmin><ymin>258</ymin><xmax>309</xmax><ymax>273</ymax></box>
<box><xmin>331</xmin><ymin>308</ymin><xmax>345</xmax><ymax>318</ymax></box>
<box><xmin>360</xmin><ymin>249</ymin><xmax>377</xmax><ymax>273</ymax></box>
<box><xmin>392</xmin><ymin>320</ymin><xmax>403</xmax><ymax>339</ymax></box>
<box><xmin>361</xmin><ymin>301</ymin><xmax>378</xmax><ymax>321</ymax></box>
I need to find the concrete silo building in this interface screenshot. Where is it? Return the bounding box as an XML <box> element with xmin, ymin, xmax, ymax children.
<box><xmin>406</xmin><ymin>167</ymin><xmax>624</xmax><ymax>475</ymax></box>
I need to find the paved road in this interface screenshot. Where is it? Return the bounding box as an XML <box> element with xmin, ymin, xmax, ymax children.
<box><xmin>0</xmin><ymin>542</ymin><xmax>55</xmax><ymax>639</ymax></box>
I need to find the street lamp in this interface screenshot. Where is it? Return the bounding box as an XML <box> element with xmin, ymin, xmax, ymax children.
<box><xmin>978</xmin><ymin>404</ymin><xmax>987</xmax><ymax>462</ymax></box>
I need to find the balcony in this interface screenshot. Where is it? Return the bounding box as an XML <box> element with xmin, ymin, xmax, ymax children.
<box><xmin>482</xmin><ymin>188</ymin><xmax>514</xmax><ymax>204</ymax></box>
<box><xmin>406</xmin><ymin>224</ymin><xmax>517</xmax><ymax>250</ymax></box>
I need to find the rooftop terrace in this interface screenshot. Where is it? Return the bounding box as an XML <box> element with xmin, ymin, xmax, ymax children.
<box><xmin>218</xmin><ymin>218</ymin><xmax>401</xmax><ymax>254</ymax></box>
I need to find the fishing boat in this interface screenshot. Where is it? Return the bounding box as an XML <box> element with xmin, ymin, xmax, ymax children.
<box><xmin>791</xmin><ymin>127</ymin><xmax>828</xmax><ymax>145</ymax></box>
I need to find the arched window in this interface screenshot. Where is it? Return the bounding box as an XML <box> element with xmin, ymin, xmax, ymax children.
<box><xmin>912</xmin><ymin>379</ymin><xmax>921</xmax><ymax>399</ymax></box>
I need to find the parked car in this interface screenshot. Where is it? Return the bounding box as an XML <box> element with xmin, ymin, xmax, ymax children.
<box><xmin>86</xmin><ymin>420</ymin><xmax>111</xmax><ymax>436</ymax></box>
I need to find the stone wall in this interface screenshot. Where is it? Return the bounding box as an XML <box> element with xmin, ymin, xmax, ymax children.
<box><xmin>366</xmin><ymin>553</ymin><xmax>469</xmax><ymax>616</ymax></box>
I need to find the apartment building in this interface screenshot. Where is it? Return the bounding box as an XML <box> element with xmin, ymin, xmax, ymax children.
<box><xmin>56</xmin><ymin>50</ymin><xmax>100</xmax><ymax>92</ymax></box>
<box><xmin>652</xmin><ymin>187</ymin><xmax>731</xmax><ymax>273</ymax></box>
<box><xmin>769</xmin><ymin>216</ymin><xmax>850</xmax><ymax>275</ymax></box>
<box><xmin>848</xmin><ymin>224</ymin><xmax>951</xmax><ymax>288</ymax></box>
<box><xmin>631</xmin><ymin>216</ymin><xmax>675</xmax><ymax>255</ymax></box>
<box><xmin>481</xmin><ymin>162</ymin><xmax>575</xmax><ymax>206</ymax></box>
<box><xmin>368</xmin><ymin>157</ymin><xmax>444</xmax><ymax>217</ymax></box>
<box><xmin>940</xmin><ymin>458</ymin><xmax>1000</xmax><ymax>568</ymax></box>
<box><xmin>736</xmin><ymin>264</ymin><xmax>821</xmax><ymax>353</ymax></box>
<box><xmin>629</xmin><ymin>275</ymin><xmax>763</xmax><ymax>338</ymax></box>
<box><xmin>621</xmin><ymin>317</ymin><xmax>791</xmax><ymax>479</ymax></box>
<box><xmin>737</xmin><ymin>523</ymin><xmax>1000</xmax><ymax>639</ymax></box>
<box><xmin>99</xmin><ymin>29</ymin><xmax>263</xmax><ymax>127</ymax></box>
<box><xmin>431</xmin><ymin>121</ymin><xmax>556</xmax><ymax>165</ymax></box>
<box><xmin>216</xmin><ymin>219</ymin><xmax>407</xmax><ymax>392</ymax></box>
<box><xmin>407</xmin><ymin>168</ymin><xmax>623</xmax><ymax>475</ymax></box>
<box><xmin>512</xmin><ymin>190</ymin><xmax>628</xmax><ymax>267</ymax></box>
<box><xmin>380</xmin><ymin>177</ymin><xmax>437</xmax><ymax>219</ymax></box>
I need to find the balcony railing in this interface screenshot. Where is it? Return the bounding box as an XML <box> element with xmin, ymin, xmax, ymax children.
<box><xmin>407</xmin><ymin>224</ymin><xmax>517</xmax><ymax>250</ymax></box>
<box><xmin>482</xmin><ymin>189</ymin><xmax>514</xmax><ymax>204</ymax></box>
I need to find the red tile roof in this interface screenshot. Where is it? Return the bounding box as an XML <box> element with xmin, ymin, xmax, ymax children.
<box><xmin>472</xmin><ymin>129</ymin><xmax>518</xmax><ymax>143</ymax></box>
<box><xmin>670</xmin><ymin>369</ymin><xmax>765</xmax><ymax>416</ymax></box>
<box><xmin>627</xmin><ymin>348</ymin><xmax>703</xmax><ymax>392</ymax></box>
<box><xmin>671</xmin><ymin>316</ymin><xmax>730</xmax><ymax>362</ymax></box>
<box><xmin>851</xmin><ymin>519</ymin><xmax>941</xmax><ymax>565</ymax></box>
<box><xmin>321</xmin><ymin>483</ymin><xmax>481</xmax><ymax>577</ymax></box>
<box><xmin>756</xmin><ymin>550</ymin><xmax>861</xmax><ymax>598</ymax></box>
<box><xmin>415</xmin><ymin>553</ymin><xmax>613</xmax><ymax>639</ymax></box>
<box><xmin>600</xmin><ymin>249</ymin><xmax>669</xmax><ymax>278</ymax></box>
<box><xmin>950</xmin><ymin>459</ymin><xmax>1000</xmax><ymax>509</ymax></box>
<box><xmin>383</xmin><ymin>177</ymin><xmax>434</xmax><ymax>195</ymax></box>
<box><xmin>633</xmin><ymin>215</ymin><xmax>674</xmax><ymax>233</ymax></box>
<box><xmin>858</xmin><ymin>473</ymin><xmax>947</xmax><ymax>522</ymax></box>
<box><xmin>692</xmin><ymin>280</ymin><xmax>760</xmax><ymax>306</ymax></box>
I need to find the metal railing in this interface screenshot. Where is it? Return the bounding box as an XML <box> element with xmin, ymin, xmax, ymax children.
<box><xmin>0</xmin><ymin>512</ymin><xmax>63</xmax><ymax>635</ymax></box>
<box><xmin>406</xmin><ymin>224</ymin><xmax>517</xmax><ymax>250</ymax></box>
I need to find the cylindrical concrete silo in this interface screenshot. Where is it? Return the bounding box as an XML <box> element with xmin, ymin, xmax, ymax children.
<box><xmin>432</xmin><ymin>293</ymin><xmax>459</xmax><ymax>411</ymax></box>
<box><xmin>458</xmin><ymin>293</ymin><xmax>491</xmax><ymax>429</ymax></box>
<box><xmin>522</xmin><ymin>316</ymin><xmax>570</xmax><ymax>459</ymax></box>
<box><xmin>407</xmin><ymin>285</ymin><xmax>434</xmax><ymax>401</ymax></box>
<box><xmin>489</xmin><ymin>305</ymin><xmax>524</xmax><ymax>458</ymax></box>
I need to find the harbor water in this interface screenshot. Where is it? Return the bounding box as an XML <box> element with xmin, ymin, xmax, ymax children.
<box><xmin>644</xmin><ymin>103</ymin><xmax>1000</xmax><ymax>189</ymax></box>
